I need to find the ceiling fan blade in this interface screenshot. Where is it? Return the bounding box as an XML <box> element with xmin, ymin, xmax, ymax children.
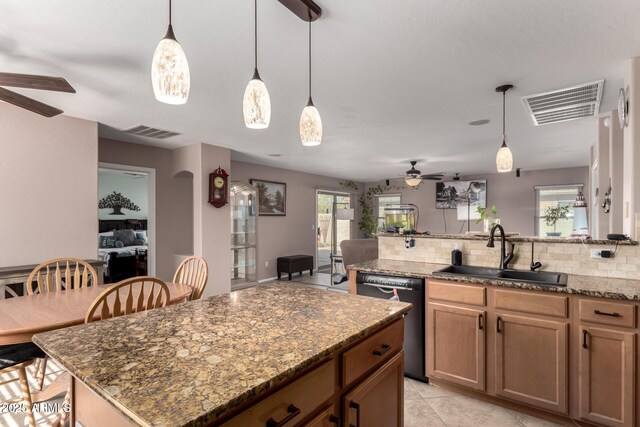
<box><xmin>0</xmin><ymin>87</ymin><xmax>63</xmax><ymax>117</ymax></box>
<box><xmin>0</xmin><ymin>72</ymin><xmax>75</xmax><ymax>93</ymax></box>
<box><xmin>422</xmin><ymin>176</ymin><xmax>443</xmax><ymax>180</ymax></box>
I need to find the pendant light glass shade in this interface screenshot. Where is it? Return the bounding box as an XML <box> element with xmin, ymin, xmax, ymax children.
<box><xmin>496</xmin><ymin>141</ymin><xmax>513</xmax><ymax>173</ymax></box>
<box><xmin>243</xmin><ymin>70</ymin><xmax>271</xmax><ymax>129</ymax></box>
<box><xmin>300</xmin><ymin>98</ymin><xmax>322</xmax><ymax>146</ymax></box>
<box><xmin>151</xmin><ymin>0</ymin><xmax>190</xmax><ymax>105</ymax></box>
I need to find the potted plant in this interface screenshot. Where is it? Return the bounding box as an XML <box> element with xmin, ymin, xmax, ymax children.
<box><xmin>543</xmin><ymin>205</ymin><xmax>569</xmax><ymax>237</ymax></box>
<box><xmin>475</xmin><ymin>205</ymin><xmax>499</xmax><ymax>233</ymax></box>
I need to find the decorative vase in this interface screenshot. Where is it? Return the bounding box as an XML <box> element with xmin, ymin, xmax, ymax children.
<box><xmin>110</xmin><ymin>205</ymin><xmax>124</xmax><ymax>215</ymax></box>
<box><xmin>483</xmin><ymin>219</ymin><xmax>490</xmax><ymax>233</ymax></box>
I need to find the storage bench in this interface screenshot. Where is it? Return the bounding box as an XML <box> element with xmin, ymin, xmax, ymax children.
<box><xmin>277</xmin><ymin>255</ymin><xmax>313</xmax><ymax>280</ymax></box>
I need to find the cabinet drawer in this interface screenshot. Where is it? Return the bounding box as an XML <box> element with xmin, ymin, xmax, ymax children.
<box><xmin>428</xmin><ymin>280</ymin><xmax>486</xmax><ymax>306</ymax></box>
<box><xmin>495</xmin><ymin>289</ymin><xmax>568</xmax><ymax>318</ymax></box>
<box><xmin>341</xmin><ymin>319</ymin><xmax>404</xmax><ymax>388</ymax></box>
<box><xmin>579</xmin><ymin>299</ymin><xmax>637</xmax><ymax>328</ymax></box>
<box><xmin>222</xmin><ymin>359</ymin><xmax>335</xmax><ymax>427</ymax></box>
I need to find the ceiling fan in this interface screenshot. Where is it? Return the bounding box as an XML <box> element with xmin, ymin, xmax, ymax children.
<box><xmin>403</xmin><ymin>161</ymin><xmax>444</xmax><ymax>186</ymax></box>
<box><xmin>0</xmin><ymin>72</ymin><xmax>75</xmax><ymax>117</ymax></box>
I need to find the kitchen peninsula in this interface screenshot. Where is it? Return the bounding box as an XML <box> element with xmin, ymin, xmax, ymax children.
<box><xmin>33</xmin><ymin>283</ymin><xmax>411</xmax><ymax>427</ymax></box>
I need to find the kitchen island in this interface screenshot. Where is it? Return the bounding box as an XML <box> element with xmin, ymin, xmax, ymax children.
<box><xmin>33</xmin><ymin>282</ymin><xmax>411</xmax><ymax>427</ymax></box>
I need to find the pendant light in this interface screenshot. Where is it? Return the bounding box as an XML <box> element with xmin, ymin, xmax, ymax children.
<box><xmin>300</xmin><ymin>18</ymin><xmax>322</xmax><ymax>146</ymax></box>
<box><xmin>151</xmin><ymin>0</ymin><xmax>190</xmax><ymax>105</ymax></box>
<box><xmin>495</xmin><ymin>84</ymin><xmax>514</xmax><ymax>173</ymax></box>
<box><xmin>243</xmin><ymin>0</ymin><xmax>271</xmax><ymax>129</ymax></box>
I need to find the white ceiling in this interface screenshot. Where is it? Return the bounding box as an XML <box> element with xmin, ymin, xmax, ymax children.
<box><xmin>2</xmin><ymin>0</ymin><xmax>640</xmax><ymax>181</ymax></box>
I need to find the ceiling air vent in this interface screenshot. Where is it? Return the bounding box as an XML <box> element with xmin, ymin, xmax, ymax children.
<box><xmin>522</xmin><ymin>80</ymin><xmax>604</xmax><ymax>126</ymax></box>
<box><xmin>122</xmin><ymin>124</ymin><xmax>181</xmax><ymax>139</ymax></box>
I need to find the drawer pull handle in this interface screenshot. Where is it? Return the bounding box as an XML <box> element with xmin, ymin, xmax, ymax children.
<box><xmin>583</xmin><ymin>330</ymin><xmax>589</xmax><ymax>349</ymax></box>
<box><xmin>594</xmin><ymin>309</ymin><xmax>621</xmax><ymax>317</ymax></box>
<box><xmin>373</xmin><ymin>344</ymin><xmax>391</xmax><ymax>356</ymax></box>
<box><xmin>266</xmin><ymin>404</ymin><xmax>301</xmax><ymax>427</ymax></box>
<box><xmin>478</xmin><ymin>314</ymin><xmax>484</xmax><ymax>330</ymax></box>
<box><xmin>329</xmin><ymin>414</ymin><xmax>339</xmax><ymax>425</ymax></box>
<box><xmin>349</xmin><ymin>401</ymin><xmax>360</xmax><ymax>427</ymax></box>
<box><xmin>496</xmin><ymin>316</ymin><xmax>502</xmax><ymax>333</ymax></box>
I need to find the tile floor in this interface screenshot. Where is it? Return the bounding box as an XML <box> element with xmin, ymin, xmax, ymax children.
<box><xmin>404</xmin><ymin>378</ymin><xmax>570</xmax><ymax>427</ymax></box>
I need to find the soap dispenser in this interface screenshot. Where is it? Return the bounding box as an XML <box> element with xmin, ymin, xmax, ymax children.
<box><xmin>451</xmin><ymin>243</ymin><xmax>463</xmax><ymax>266</ymax></box>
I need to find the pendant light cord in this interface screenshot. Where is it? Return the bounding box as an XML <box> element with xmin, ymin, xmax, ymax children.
<box><xmin>169</xmin><ymin>0</ymin><xmax>172</xmax><ymax>26</ymax></box>
<box><xmin>308</xmin><ymin>18</ymin><xmax>312</xmax><ymax>98</ymax></box>
<box><xmin>502</xmin><ymin>90</ymin><xmax>506</xmax><ymax>141</ymax></box>
<box><xmin>254</xmin><ymin>0</ymin><xmax>258</xmax><ymax>70</ymax></box>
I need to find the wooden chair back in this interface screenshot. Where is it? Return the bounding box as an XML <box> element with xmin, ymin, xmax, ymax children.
<box><xmin>85</xmin><ymin>276</ymin><xmax>170</xmax><ymax>323</ymax></box>
<box><xmin>173</xmin><ymin>256</ymin><xmax>209</xmax><ymax>301</ymax></box>
<box><xmin>26</xmin><ymin>258</ymin><xmax>99</xmax><ymax>295</ymax></box>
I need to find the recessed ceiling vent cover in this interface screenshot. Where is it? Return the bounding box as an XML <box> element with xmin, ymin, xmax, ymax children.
<box><xmin>122</xmin><ymin>124</ymin><xmax>181</xmax><ymax>139</ymax></box>
<box><xmin>522</xmin><ymin>80</ymin><xmax>604</xmax><ymax>126</ymax></box>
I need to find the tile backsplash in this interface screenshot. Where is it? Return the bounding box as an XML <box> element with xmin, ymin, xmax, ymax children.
<box><xmin>379</xmin><ymin>236</ymin><xmax>640</xmax><ymax>280</ymax></box>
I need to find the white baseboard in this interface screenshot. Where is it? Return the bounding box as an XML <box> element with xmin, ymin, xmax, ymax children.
<box><xmin>258</xmin><ymin>276</ymin><xmax>278</xmax><ymax>283</ymax></box>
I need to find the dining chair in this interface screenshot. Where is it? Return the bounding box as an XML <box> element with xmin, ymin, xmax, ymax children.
<box><xmin>0</xmin><ymin>343</ymin><xmax>46</xmax><ymax>427</ymax></box>
<box><xmin>173</xmin><ymin>256</ymin><xmax>209</xmax><ymax>301</ymax></box>
<box><xmin>85</xmin><ymin>276</ymin><xmax>170</xmax><ymax>323</ymax></box>
<box><xmin>26</xmin><ymin>258</ymin><xmax>99</xmax><ymax>295</ymax></box>
<box><xmin>26</xmin><ymin>258</ymin><xmax>99</xmax><ymax>390</ymax></box>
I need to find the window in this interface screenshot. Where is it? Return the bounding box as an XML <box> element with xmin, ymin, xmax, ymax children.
<box><xmin>535</xmin><ymin>185</ymin><xmax>583</xmax><ymax>237</ymax></box>
<box><xmin>375</xmin><ymin>194</ymin><xmax>401</xmax><ymax>231</ymax></box>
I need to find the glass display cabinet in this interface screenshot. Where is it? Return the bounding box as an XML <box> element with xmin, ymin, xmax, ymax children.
<box><xmin>230</xmin><ymin>181</ymin><xmax>257</xmax><ymax>289</ymax></box>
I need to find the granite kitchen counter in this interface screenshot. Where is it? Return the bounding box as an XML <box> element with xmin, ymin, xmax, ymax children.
<box><xmin>349</xmin><ymin>258</ymin><xmax>640</xmax><ymax>301</ymax></box>
<box><xmin>33</xmin><ymin>283</ymin><xmax>411</xmax><ymax>427</ymax></box>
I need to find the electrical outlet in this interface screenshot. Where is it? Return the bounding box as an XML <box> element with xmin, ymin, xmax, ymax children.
<box><xmin>590</xmin><ymin>249</ymin><xmax>613</xmax><ymax>259</ymax></box>
<box><xmin>265</xmin><ymin>261</ymin><xmax>270</xmax><ymax>269</ymax></box>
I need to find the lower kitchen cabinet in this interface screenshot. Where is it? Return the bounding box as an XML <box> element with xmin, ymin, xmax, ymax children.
<box><xmin>427</xmin><ymin>302</ymin><xmax>486</xmax><ymax>390</ymax></box>
<box><xmin>343</xmin><ymin>351</ymin><xmax>404</xmax><ymax>427</ymax></box>
<box><xmin>305</xmin><ymin>405</ymin><xmax>339</xmax><ymax>427</ymax></box>
<box><xmin>495</xmin><ymin>313</ymin><xmax>569</xmax><ymax>414</ymax></box>
<box><xmin>578</xmin><ymin>326</ymin><xmax>636</xmax><ymax>427</ymax></box>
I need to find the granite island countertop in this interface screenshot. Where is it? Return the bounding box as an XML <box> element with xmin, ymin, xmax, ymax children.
<box><xmin>33</xmin><ymin>283</ymin><xmax>411</xmax><ymax>427</ymax></box>
<box><xmin>349</xmin><ymin>259</ymin><xmax>640</xmax><ymax>301</ymax></box>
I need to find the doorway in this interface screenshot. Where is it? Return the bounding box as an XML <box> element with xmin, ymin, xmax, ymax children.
<box><xmin>316</xmin><ymin>191</ymin><xmax>352</xmax><ymax>273</ymax></box>
<box><xmin>98</xmin><ymin>163</ymin><xmax>156</xmax><ymax>280</ymax></box>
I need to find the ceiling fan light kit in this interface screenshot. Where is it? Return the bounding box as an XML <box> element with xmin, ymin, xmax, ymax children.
<box><xmin>495</xmin><ymin>84</ymin><xmax>514</xmax><ymax>173</ymax></box>
<box><xmin>243</xmin><ymin>0</ymin><xmax>271</xmax><ymax>129</ymax></box>
<box><xmin>151</xmin><ymin>0</ymin><xmax>190</xmax><ymax>105</ymax></box>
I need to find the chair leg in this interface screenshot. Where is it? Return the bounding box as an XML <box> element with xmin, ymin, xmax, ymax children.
<box><xmin>37</xmin><ymin>356</ymin><xmax>48</xmax><ymax>391</ymax></box>
<box><xmin>17</xmin><ymin>366</ymin><xmax>36</xmax><ymax>427</ymax></box>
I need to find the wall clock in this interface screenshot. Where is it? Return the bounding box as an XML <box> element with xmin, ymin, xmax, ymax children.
<box><xmin>617</xmin><ymin>87</ymin><xmax>629</xmax><ymax>129</ymax></box>
<box><xmin>209</xmin><ymin>167</ymin><xmax>229</xmax><ymax>208</ymax></box>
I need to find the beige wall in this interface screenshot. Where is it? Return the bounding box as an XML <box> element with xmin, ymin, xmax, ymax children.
<box><xmin>0</xmin><ymin>105</ymin><xmax>97</xmax><ymax>267</ymax></box>
<box><xmin>173</xmin><ymin>143</ymin><xmax>231</xmax><ymax>297</ymax></box>
<box><xmin>99</xmin><ymin>138</ymin><xmax>193</xmax><ymax>281</ymax></box>
<box><xmin>231</xmin><ymin>161</ymin><xmax>358</xmax><ymax>281</ymax></box>
<box><xmin>368</xmin><ymin>167</ymin><xmax>588</xmax><ymax>236</ymax></box>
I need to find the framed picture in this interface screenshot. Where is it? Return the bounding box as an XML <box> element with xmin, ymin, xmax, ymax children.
<box><xmin>250</xmin><ymin>179</ymin><xmax>287</xmax><ymax>216</ymax></box>
<box><xmin>436</xmin><ymin>180</ymin><xmax>487</xmax><ymax>219</ymax></box>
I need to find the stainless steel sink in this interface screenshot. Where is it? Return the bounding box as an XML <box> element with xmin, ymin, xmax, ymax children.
<box><xmin>432</xmin><ymin>265</ymin><xmax>567</xmax><ymax>286</ymax></box>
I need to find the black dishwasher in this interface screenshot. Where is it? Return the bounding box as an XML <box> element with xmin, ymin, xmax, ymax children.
<box><xmin>356</xmin><ymin>272</ymin><xmax>427</xmax><ymax>383</ymax></box>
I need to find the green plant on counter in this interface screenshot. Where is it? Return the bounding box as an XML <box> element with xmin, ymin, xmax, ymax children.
<box><xmin>475</xmin><ymin>204</ymin><xmax>498</xmax><ymax>227</ymax></box>
<box><xmin>543</xmin><ymin>205</ymin><xmax>570</xmax><ymax>233</ymax></box>
<box><xmin>340</xmin><ymin>181</ymin><xmax>390</xmax><ymax>238</ymax></box>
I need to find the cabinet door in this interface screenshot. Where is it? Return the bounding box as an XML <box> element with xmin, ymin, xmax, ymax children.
<box><xmin>495</xmin><ymin>314</ymin><xmax>568</xmax><ymax>414</ymax></box>
<box><xmin>343</xmin><ymin>351</ymin><xmax>404</xmax><ymax>427</ymax></box>
<box><xmin>579</xmin><ymin>326</ymin><xmax>636</xmax><ymax>427</ymax></box>
<box><xmin>427</xmin><ymin>303</ymin><xmax>486</xmax><ymax>390</ymax></box>
<box><xmin>305</xmin><ymin>405</ymin><xmax>339</xmax><ymax>427</ymax></box>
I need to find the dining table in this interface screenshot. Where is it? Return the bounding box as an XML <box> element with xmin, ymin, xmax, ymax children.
<box><xmin>0</xmin><ymin>282</ymin><xmax>193</xmax><ymax>346</ymax></box>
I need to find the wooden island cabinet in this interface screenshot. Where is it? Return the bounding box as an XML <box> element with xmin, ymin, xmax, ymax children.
<box><xmin>425</xmin><ymin>279</ymin><xmax>640</xmax><ymax>427</ymax></box>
